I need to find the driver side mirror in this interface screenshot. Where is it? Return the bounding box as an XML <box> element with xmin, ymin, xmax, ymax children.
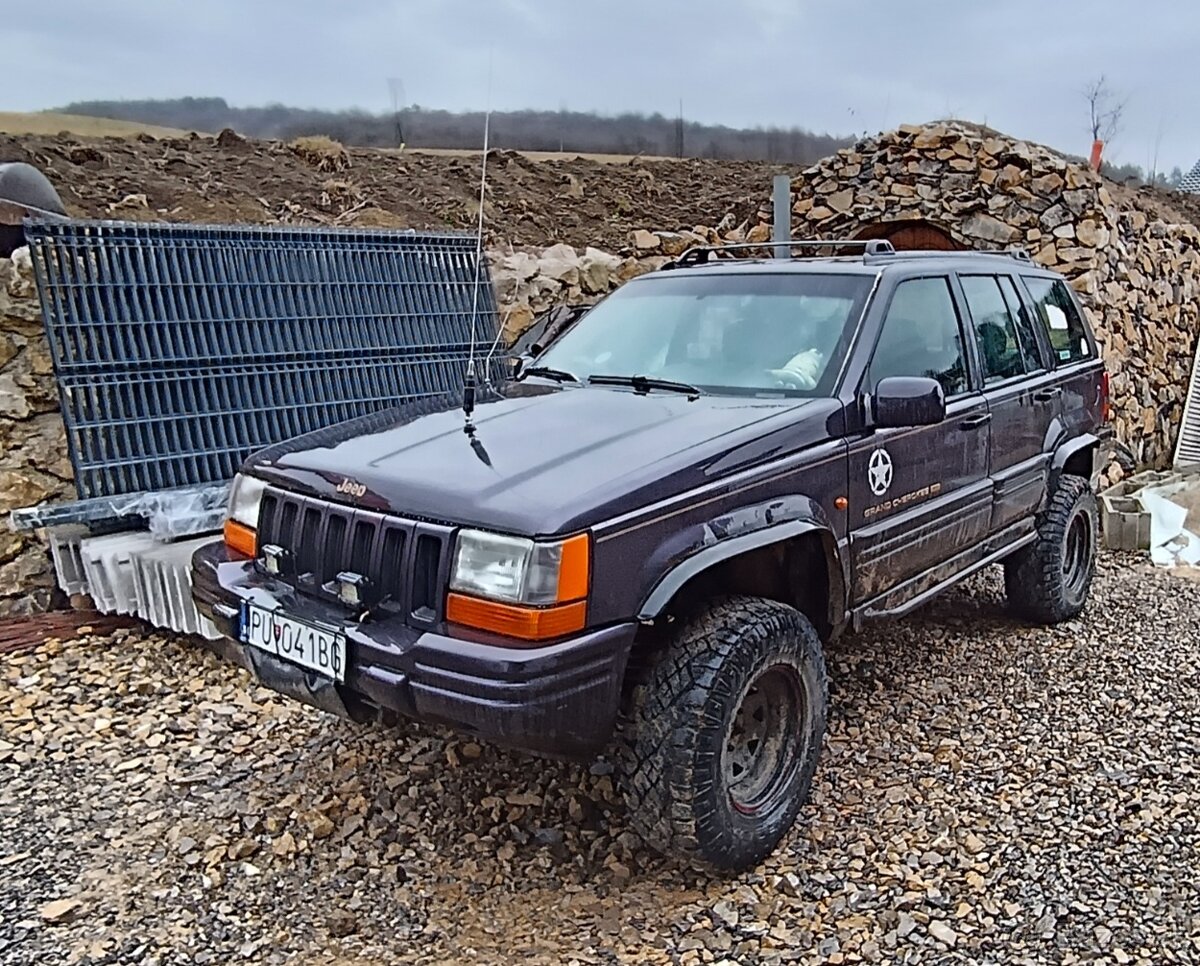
<box><xmin>872</xmin><ymin>376</ymin><xmax>946</xmax><ymax>428</ymax></box>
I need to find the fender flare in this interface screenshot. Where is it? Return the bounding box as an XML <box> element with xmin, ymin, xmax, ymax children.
<box><xmin>1050</xmin><ymin>432</ymin><xmax>1106</xmax><ymax>488</ymax></box>
<box><xmin>636</xmin><ymin>518</ymin><xmax>846</xmax><ymax>627</ymax></box>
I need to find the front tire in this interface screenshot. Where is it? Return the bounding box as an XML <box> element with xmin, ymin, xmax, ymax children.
<box><xmin>1004</xmin><ymin>473</ymin><xmax>1098</xmax><ymax>624</ymax></box>
<box><xmin>620</xmin><ymin>597</ymin><xmax>827</xmax><ymax>871</ymax></box>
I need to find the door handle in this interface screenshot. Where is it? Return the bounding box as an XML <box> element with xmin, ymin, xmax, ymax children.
<box><xmin>960</xmin><ymin>413</ymin><xmax>992</xmax><ymax>430</ymax></box>
<box><xmin>1033</xmin><ymin>387</ymin><xmax>1062</xmax><ymax>402</ymax></box>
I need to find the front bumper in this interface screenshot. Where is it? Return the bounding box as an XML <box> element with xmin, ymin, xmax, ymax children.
<box><xmin>191</xmin><ymin>540</ymin><xmax>636</xmax><ymax>759</ymax></box>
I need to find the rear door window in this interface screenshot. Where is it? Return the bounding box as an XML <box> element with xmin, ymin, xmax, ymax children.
<box><xmin>959</xmin><ymin>275</ymin><xmax>1039</xmax><ymax>383</ymax></box>
<box><xmin>1021</xmin><ymin>276</ymin><xmax>1092</xmax><ymax>365</ymax></box>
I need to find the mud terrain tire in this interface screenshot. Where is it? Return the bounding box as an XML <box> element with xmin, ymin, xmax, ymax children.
<box><xmin>620</xmin><ymin>597</ymin><xmax>827</xmax><ymax>871</ymax></box>
<box><xmin>1004</xmin><ymin>473</ymin><xmax>1098</xmax><ymax>624</ymax></box>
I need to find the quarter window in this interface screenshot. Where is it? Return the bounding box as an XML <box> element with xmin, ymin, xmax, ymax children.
<box><xmin>869</xmin><ymin>277</ymin><xmax>967</xmax><ymax>397</ymax></box>
<box><xmin>1022</xmin><ymin>277</ymin><xmax>1092</xmax><ymax>365</ymax></box>
<box><xmin>959</xmin><ymin>275</ymin><xmax>1038</xmax><ymax>383</ymax></box>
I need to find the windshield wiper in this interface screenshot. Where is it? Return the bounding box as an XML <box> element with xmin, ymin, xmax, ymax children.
<box><xmin>587</xmin><ymin>374</ymin><xmax>705</xmax><ymax>397</ymax></box>
<box><xmin>520</xmin><ymin>365</ymin><xmax>581</xmax><ymax>384</ymax></box>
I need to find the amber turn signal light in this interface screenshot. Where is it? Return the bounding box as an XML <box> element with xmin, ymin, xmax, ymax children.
<box><xmin>446</xmin><ymin>594</ymin><xmax>587</xmax><ymax>643</ymax></box>
<box><xmin>223</xmin><ymin>519</ymin><xmax>257</xmax><ymax>558</ymax></box>
<box><xmin>556</xmin><ymin>533</ymin><xmax>590</xmax><ymax>602</ymax></box>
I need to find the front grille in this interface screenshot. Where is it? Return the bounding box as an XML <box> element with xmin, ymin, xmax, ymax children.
<box><xmin>257</xmin><ymin>487</ymin><xmax>452</xmax><ymax>623</ymax></box>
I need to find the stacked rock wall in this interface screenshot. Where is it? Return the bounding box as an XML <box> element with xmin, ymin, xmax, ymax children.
<box><xmin>0</xmin><ymin>250</ymin><xmax>74</xmax><ymax>615</ymax></box>
<box><xmin>498</xmin><ymin>123</ymin><xmax>1200</xmax><ymax>476</ymax></box>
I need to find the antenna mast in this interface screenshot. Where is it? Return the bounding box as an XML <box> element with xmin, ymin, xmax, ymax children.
<box><xmin>462</xmin><ymin>103</ymin><xmax>491</xmax><ymax>432</ymax></box>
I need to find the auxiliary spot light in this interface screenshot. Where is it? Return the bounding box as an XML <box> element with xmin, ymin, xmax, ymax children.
<box><xmin>336</xmin><ymin>571</ymin><xmax>365</xmax><ymax>607</ymax></box>
<box><xmin>260</xmin><ymin>544</ymin><xmax>286</xmax><ymax>575</ymax></box>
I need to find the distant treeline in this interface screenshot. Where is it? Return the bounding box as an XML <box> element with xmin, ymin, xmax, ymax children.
<box><xmin>56</xmin><ymin>96</ymin><xmax>852</xmax><ymax>162</ymax></box>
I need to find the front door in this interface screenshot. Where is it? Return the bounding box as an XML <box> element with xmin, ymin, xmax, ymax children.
<box><xmin>848</xmin><ymin>276</ymin><xmax>992</xmax><ymax>604</ymax></box>
<box><xmin>957</xmin><ymin>273</ymin><xmax>1062</xmax><ymax>530</ymax></box>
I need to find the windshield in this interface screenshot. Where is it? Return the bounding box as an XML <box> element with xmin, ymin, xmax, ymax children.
<box><xmin>532</xmin><ymin>272</ymin><xmax>874</xmax><ymax>396</ymax></box>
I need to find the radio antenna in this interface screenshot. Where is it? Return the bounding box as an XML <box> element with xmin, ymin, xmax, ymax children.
<box><xmin>463</xmin><ymin>61</ymin><xmax>493</xmax><ymax>433</ymax></box>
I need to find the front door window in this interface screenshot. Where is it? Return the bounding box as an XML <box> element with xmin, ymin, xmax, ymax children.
<box><xmin>867</xmin><ymin>277</ymin><xmax>968</xmax><ymax>397</ymax></box>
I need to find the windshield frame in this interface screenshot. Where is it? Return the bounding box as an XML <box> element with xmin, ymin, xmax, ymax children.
<box><xmin>530</xmin><ymin>268</ymin><xmax>880</xmax><ymax>399</ymax></box>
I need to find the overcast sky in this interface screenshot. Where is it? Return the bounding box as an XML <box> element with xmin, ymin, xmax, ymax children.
<box><xmin>9</xmin><ymin>0</ymin><xmax>1198</xmax><ymax>173</ymax></box>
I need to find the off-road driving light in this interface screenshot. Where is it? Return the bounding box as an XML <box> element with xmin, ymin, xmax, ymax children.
<box><xmin>448</xmin><ymin>530</ymin><xmax>589</xmax><ymax>641</ymax></box>
<box><xmin>223</xmin><ymin>473</ymin><xmax>267</xmax><ymax>558</ymax></box>
<box><xmin>260</xmin><ymin>544</ymin><xmax>286</xmax><ymax>575</ymax></box>
<box><xmin>336</xmin><ymin>571</ymin><xmax>365</xmax><ymax>607</ymax></box>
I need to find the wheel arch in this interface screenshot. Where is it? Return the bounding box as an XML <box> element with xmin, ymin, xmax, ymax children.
<box><xmin>636</xmin><ymin>520</ymin><xmax>847</xmax><ymax>641</ymax></box>
<box><xmin>1051</xmin><ymin>432</ymin><xmax>1104</xmax><ymax>490</ymax></box>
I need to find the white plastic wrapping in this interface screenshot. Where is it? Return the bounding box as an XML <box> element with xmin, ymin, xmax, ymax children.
<box><xmin>10</xmin><ymin>482</ymin><xmax>231</xmax><ymax>541</ymax></box>
<box><xmin>1140</xmin><ymin>478</ymin><xmax>1200</xmax><ymax>568</ymax></box>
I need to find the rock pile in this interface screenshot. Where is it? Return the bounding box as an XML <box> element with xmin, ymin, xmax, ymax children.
<box><xmin>0</xmin><ymin>250</ymin><xmax>73</xmax><ymax>615</ymax></box>
<box><xmin>490</xmin><ymin>243</ymin><xmax>629</xmax><ymax>343</ymax></box>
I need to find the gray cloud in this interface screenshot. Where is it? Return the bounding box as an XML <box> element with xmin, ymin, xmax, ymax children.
<box><xmin>9</xmin><ymin>0</ymin><xmax>1198</xmax><ymax>172</ymax></box>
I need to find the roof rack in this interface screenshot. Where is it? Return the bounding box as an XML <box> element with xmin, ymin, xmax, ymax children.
<box><xmin>980</xmin><ymin>246</ymin><xmax>1032</xmax><ymax>261</ymax></box>
<box><xmin>665</xmin><ymin>238</ymin><xmax>896</xmax><ymax>269</ymax></box>
<box><xmin>860</xmin><ymin>246</ymin><xmax>1032</xmax><ymax>264</ymax></box>
<box><xmin>662</xmin><ymin>240</ymin><xmax>1034</xmax><ymax>271</ymax></box>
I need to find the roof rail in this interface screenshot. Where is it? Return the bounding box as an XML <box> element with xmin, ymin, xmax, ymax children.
<box><xmin>665</xmin><ymin>238</ymin><xmax>896</xmax><ymax>269</ymax></box>
<box><xmin>860</xmin><ymin>245</ymin><xmax>1034</xmax><ymax>264</ymax></box>
<box><xmin>981</xmin><ymin>246</ymin><xmax>1032</xmax><ymax>261</ymax></box>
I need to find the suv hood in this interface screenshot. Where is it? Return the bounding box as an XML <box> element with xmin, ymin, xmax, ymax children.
<box><xmin>249</xmin><ymin>385</ymin><xmax>841</xmax><ymax>535</ymax></box>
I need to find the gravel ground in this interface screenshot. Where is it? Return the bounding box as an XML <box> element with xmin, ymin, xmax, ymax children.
<box><xmin>2</xmin><ymin>552</ymin><xmax>1198</xmax><ymax>965</ymax></box>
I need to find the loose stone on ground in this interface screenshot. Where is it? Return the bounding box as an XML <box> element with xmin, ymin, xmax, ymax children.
<box><xmin>1</xmin><ymin>553</ymin><xmax>1198</xmax><ymax>964</ymax></box>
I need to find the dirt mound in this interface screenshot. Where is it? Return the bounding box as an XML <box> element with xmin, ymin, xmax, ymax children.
<box><xmin>1108</xmin><ymin>180</ymin><xmax>1200</xmax><ymax>227</ymax></box>
<box><xmin>2</xmin><ymin>132</ymin><xmax>789</xmax><ymax>250</ymax></box>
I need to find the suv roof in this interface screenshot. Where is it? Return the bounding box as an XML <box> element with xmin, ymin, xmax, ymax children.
<box><xmin>650</xmin><ymin>239</ymin><xmax>1058</xmax><ymax>279</ymax></box>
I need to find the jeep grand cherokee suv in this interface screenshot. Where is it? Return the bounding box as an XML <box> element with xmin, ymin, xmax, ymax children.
<box><xmin>192</xmin><ymin>239</ymin><xmax>1110</xmax><ymax>870</ymax></box>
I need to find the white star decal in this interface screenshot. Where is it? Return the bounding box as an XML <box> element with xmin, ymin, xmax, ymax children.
<box><xmin>868</xmin><ymin>448</ymin><xmax>893</xmax><ymax>497</ymax></box>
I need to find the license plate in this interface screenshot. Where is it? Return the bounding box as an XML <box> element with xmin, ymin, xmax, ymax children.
<box><xmin>240</xmin><ymin>604</ymin><xmax>346</xmax><ymax>682</ymax></box>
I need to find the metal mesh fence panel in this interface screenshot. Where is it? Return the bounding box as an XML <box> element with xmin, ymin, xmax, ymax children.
<box><xmin>25</xmin><ymin>220</ymin><xmax>497</xmax><ymax>500</ymax></box>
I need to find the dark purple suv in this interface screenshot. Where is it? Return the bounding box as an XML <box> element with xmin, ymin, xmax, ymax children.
<box><xmin>192</xmin><ymin>240</ymin><xmax>1110</xmax><ymax>870</ymax></box>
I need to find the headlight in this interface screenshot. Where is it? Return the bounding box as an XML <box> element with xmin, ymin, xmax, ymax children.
<box><xmin>228</xmin><ymin>473</ymin><xmax>267</xmax><ymax>529</ymax></box>
<box><xmin>447</xmin><ymin>530</ymin><xmax>590</xmax><ymax>641</ymax></box>
<box><xmin>223</xmin><ymin>473</ymin><xmax>267</xmax><ymax>558</ymax></box>
<box><xmin>450</xmin><ymin>530</ymin><xmax>589</xmax><ymax>605</ymax></box>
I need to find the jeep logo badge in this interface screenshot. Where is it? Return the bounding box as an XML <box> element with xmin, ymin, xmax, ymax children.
<box><xmin>336</xmin><ymin>477</ymin><xmax>367</xmax><ymax>498</ymax></box>
<box><xmin>867</xmin><ymin>448</ymin><xmax>893</xmax><ymax>497</ymax></box>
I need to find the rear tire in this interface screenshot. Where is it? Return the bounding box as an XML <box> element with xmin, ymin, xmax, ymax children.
<box><xmin>619</xmin><ymin>597</ymin><xmax>827</xmax><ymax>871</ymax></box>
<box><xmin>1004</xmin><ymin>473</ymin><xmax>1098</xmax><ymax>624</ymax></box>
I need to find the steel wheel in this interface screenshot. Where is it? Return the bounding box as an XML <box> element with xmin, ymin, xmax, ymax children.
<box><xmin>1062</xmin><ymin>510</ymin><xmax>1093</xmax><ymax>600</ymax></box>
<box><xmin>722</xmin><ymin>664</ymin><xmax>806</xmax><ymax>816</ymax></box>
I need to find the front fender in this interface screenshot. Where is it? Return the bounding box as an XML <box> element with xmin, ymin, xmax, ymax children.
<box><xmin>635</xmin><ymin>495</ymin><xmax>845</xmax><ymax>626</ymax></box>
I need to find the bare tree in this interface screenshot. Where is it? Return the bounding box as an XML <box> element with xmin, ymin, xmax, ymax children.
<box><xmin>1084</xmin><ymin>75</ymin><xmax>1126</xmax><ymax>143</ymax></box>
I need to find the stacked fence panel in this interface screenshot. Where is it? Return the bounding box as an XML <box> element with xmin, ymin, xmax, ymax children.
<box><xmin>25</xmin><ymin>220</ymin><xmax>497</xmax><ymax>500</ymax></box>
<box><xmin>1177</xmin><ymin>338</ymin><xmax>1200</xmax><ymax>469</ymax></box>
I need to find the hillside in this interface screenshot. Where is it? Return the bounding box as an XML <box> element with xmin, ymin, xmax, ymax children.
<box><xmin>2</xmin><ymin>130</ymin><xmax>789</xmax><ymax>250</ymax></box>
<box><xmin>6</xmin><ymin>125</ymin><xmax>1200</xmax><ymax>252</ymax></box>
<box><xmin>0</xmin><ymin>112</ymin><xmax>193</xmax><ymax>139</ymax></box>
<box><xmin>57</xmin><ymin>97</ymin><xmax>851</xmax><ymax>163</ymax></box>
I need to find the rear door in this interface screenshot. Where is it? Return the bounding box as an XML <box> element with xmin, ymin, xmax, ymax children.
<box><xmin>1019</xmin><ymin>274</ymin><xmax>1106</xmax><ymax>441</ymax></box>
<box><xmin>847</xmin><ymin>275</ymin><xmax>992</xmax><ymax>603</ymax></box>
<box><xmin>956</xmin><ymin>273</ymin><xmax>1062</xmax><ymax>530</ymax></box>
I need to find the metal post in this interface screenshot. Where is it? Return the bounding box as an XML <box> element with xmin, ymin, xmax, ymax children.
<box><xmin>772</xmin><ymin>174</ymin><xmax>791</xmax><ymax>258</ymax></box>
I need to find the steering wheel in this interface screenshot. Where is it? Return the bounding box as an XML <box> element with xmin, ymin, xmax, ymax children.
<box><xmin>766</xmin><ymin>367</ymin><xmax>816</xmax><ymax>390</ymax></box>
